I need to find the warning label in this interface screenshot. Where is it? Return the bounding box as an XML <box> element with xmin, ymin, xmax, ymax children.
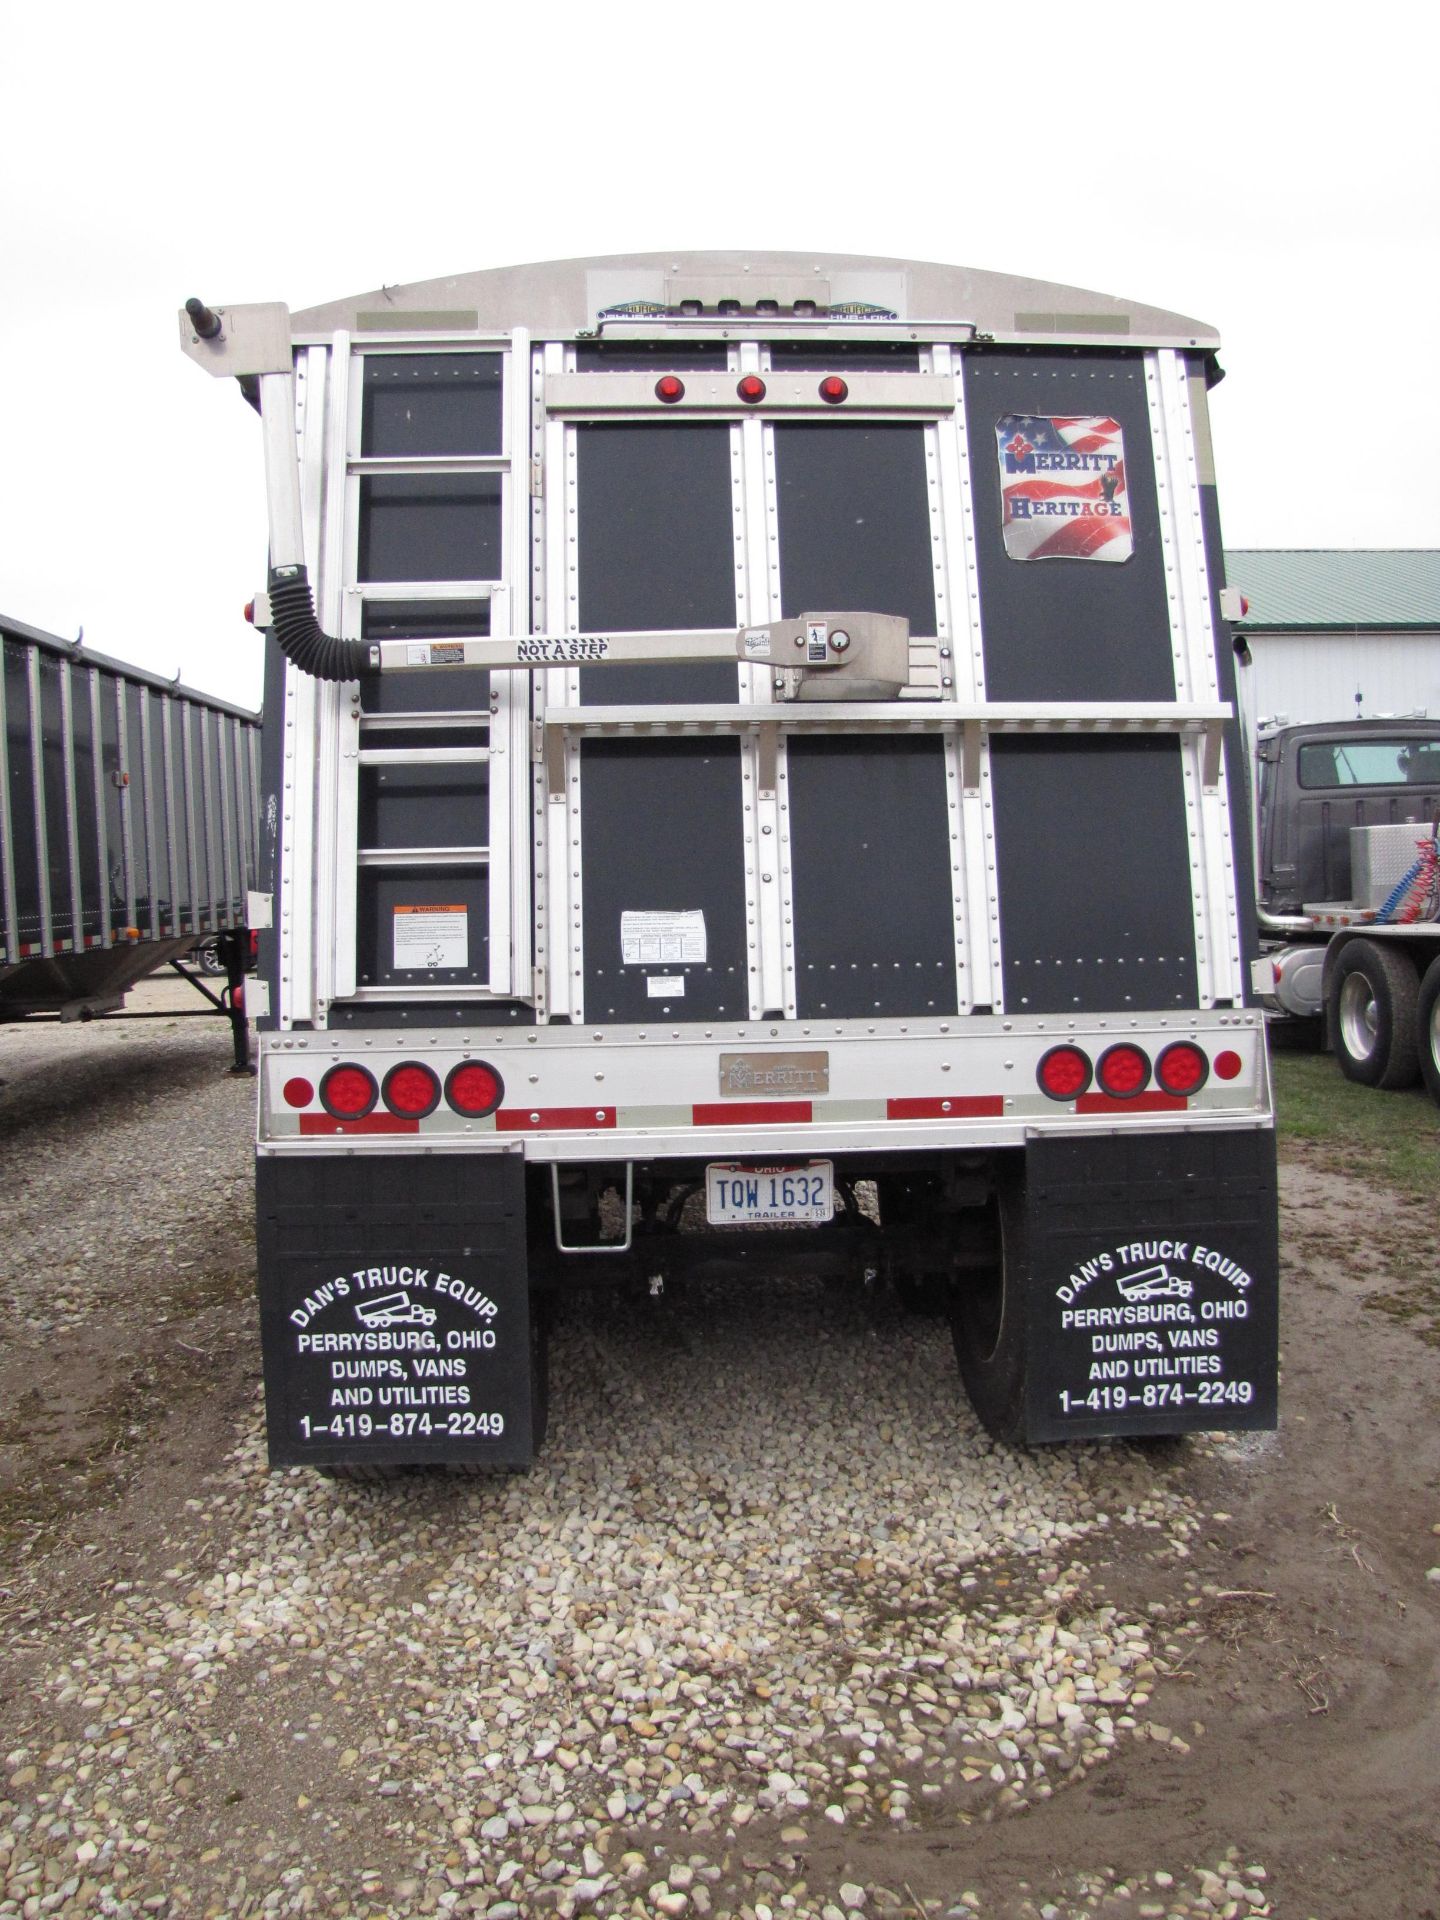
<box><xmin>394</xmin><ymin>905</ymin><xmax>467</xmax><ymax>971</ymax></box>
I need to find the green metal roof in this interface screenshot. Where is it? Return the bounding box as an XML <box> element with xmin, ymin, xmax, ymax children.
<box><xmin>1226</xmin><ymin>550</ymin><xmax>1440</xmax><ymax>631</ymax></box>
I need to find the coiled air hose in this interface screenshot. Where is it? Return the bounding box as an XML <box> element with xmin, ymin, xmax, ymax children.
<box><xmin>1374</xmin><ymin>831</ymin><xmax>1440</xmax><ymax>924</ymax></box>
<box><xmin>267</xmin><ymin>564</ymin><xmax>371</xmax><ymax>682</ymax></box>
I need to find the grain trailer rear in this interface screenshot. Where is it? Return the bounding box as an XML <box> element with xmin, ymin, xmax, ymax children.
<box><xmin>180</xmin><ymin>252</ymin><xmax>1278</xmax><ymax>1470</ymax></box>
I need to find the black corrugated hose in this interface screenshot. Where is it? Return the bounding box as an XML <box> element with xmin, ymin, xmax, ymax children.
<box><xmin>267</xmin><ymin>565</ymin><xmax>371</xmax><ymax>681</ymax></box>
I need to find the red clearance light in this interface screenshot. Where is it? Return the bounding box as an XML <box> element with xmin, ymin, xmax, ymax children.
<box><xmin>243</xmin><ymin>599</ymin><xmax>256</xmax><ymax>625</ymax></box>
<box><xmin>818</xmin><ymin>375</ymin><xmax>849</xmax><ymax>405</ymax></box>
<box><xmin>1156</xmin><ymin>1042</ymin><xmax>1208</xmax><ymax>1097</ymax></box>
<box><xmin>1037</xmin><ymin>1045</ymin><xmax>1092</xmax><ymax>1101</ymax></box>
<box><xmin>319</xmin><ymin>1063</ymin><xmax>378</xmax><ymax>1119</ymax></box>
<box><xmin>1096</xmin><ymin>1044</ymin><xmax>1151</xmax><ymax>1098</ymax></box>
<box><xmin>446</xmin><ymin>1060</ymin><xmax>505</xmax><ymax>1119</ymax></box>
<box><xmin>383</xmin><ymin>1061</ymin><xmax>441</xmax><ymax>1119</ymax></box>
<box><xmin>737</xmin><ymin>374</ymin><xmax>767</xmax><ymax>404</ymax></box>
<box><xmin>655</xmin><ymin>375</ymin><xmax>685</xmax><ymax>404</ymax></box>
<box><xmin>282</xmin><ymin>1076</ymin><xmax>314</xmax><ymax>1109</ymax></box>
<box><xmin>1213</xmin><ymin>1050</ymin><xmax>1243</xmax><ymax>1081</ymax></box>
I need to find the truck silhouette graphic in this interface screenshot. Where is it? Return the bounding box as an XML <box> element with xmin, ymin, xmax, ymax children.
<box><xmin>354</xmin><ymin>1292</ymin><xmax>436</xmax><ymax>1328</ymax></box>
<box><xmin>1115</xmin><ymin>1264</ymin><xmax>1193</xmax><ymax>1303</ymax></box>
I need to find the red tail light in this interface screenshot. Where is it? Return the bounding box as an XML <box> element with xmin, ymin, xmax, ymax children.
<box><xmin>383</xmin><ymin>1062</ymin><xmax>441</xmax><ymax>1118</ymax></box>
<box><xmin>282</xmin><ymin>1076</ymin><xmax>314</xmax><ymax>1109</ymax></box>
<box><xmin>446</xmin><ymin>1060</ymin><xmax>504</xmax><ymax>1118</ymax></box>
<box><xmin>1096</xmin><ymin>1044</ymin><xmax>1151</xmax><ymax>1098</ymax></box>
<box><xmin>319</xmin><ymin>1064</ymin><xmax>378</xmax><ymax>1118</ymax></box>
<box><xmin>655</xmin><ymin>375</ymin><xmax>685</xmax><ymax>404</ymax></box>
<box><xmin>1213</xmin><ymin>1050</ymin><xmax>1243</xmax><ymax>1081</ymax></box>
<box><xmin>1155</xmin><ymin>1042</ymin><xmax>1208</xmax><ymax>1096</ymax></box>
<box><xmin>737</xmin><ymin>374</ymin><xmax>767</xmax><ymax>403</ymax></box>
<box><xmin>818</xmin><ymin>375</ymin><xmax>849</xmax><ymax>405</ymax></box>
<box><xmin>1038</xmin><ymin>1045</ymin><xmax>1092</xmax><ymax>1100</ymax></box>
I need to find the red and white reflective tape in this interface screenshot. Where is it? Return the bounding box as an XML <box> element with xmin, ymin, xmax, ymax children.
<box><xmin>291</xmin><ymin>1089</ymin><xmax>1205</xmax><ymax>1137</ymax></box>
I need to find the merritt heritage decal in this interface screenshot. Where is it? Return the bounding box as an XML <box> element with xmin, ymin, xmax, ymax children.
<box><xmin>996</xmin><ymin>414</ymin><xmax>1132</xmax><ymax>563</ymax></box>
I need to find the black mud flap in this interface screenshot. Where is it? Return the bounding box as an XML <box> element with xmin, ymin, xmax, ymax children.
<box><xmin>255</xmin><ymin>1151</ymin><xmax>535</xmax><ymax>1470</ymax></box>
<box><xmin>1022</xmin><ymin>1128</ymin><xmax>1278</xmax><ymax>1443</ymax></box>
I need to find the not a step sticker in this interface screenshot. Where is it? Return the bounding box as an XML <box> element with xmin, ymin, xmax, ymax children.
<box><xmin>1048</xmin><ymin>1238</ymin><xmax>1265</xmax><ymax>1422</ymax></box>
<box><xmin>284</xmin><ymin>1260</ymin><xmax>511</xmax><ymax>1448</ymax></box>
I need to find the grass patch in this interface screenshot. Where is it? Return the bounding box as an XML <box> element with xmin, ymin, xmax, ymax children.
<box><xmin>1272</xmin><ymin>1050</ymin><xmax>1440</xmax><ymax>1200</ymax></box>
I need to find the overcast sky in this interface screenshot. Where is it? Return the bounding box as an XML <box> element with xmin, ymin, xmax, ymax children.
<box><xmin>2</xmin><ymin>0</ymin><xmax>1435</xmax><ymax>710</ymax></box>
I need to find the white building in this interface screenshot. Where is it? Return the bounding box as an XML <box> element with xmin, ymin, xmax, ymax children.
<box><xmin>1226</xmin><ymin>550</ymin><xmax>1440</xmax><ymax>728</ymax></box>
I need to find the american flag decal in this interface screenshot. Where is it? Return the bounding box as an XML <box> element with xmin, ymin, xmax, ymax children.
<box><xmin>996</xmin><ymin>414</ymin><xmax>1133</xmax><ymax>563</ymax></box>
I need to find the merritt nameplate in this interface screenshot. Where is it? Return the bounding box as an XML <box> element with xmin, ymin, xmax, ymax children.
<box><xmin>718</xmin><ymin>1052</ymin><xmax>830</xmax><ymax>1098</ymax></box>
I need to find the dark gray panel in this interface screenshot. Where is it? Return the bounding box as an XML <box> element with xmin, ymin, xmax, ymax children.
<box><xmin>358</xmin><ymin>760</ymin><xmax>489</xmax><ymax>850</ymax></box>
<box><xmin>360</xmin><ymin>599</ymin><xmax>493</xmax><ymax>713</ymax></box>
<box><xmin>964</xmin><ymin>350</ymin><xmax>1175</xmax><ymax>701</ymax></box>
<box><xmin>581</xmin><ymin>740</ymin><xmax>746</xmax><ymax>1021</ymax></box>
<box><xmin>186</xmin><ymin>704</ymin><xmax>210</xmax><ymax>918</ymax></box>
<box><xmin>358</xmin><ymin>475</ymin><xmax>503</xmax><ymax>583</ymax></box>
<box><xmin>575</xmin><ymin>342</ymin><xmax>728</xmax><ymax>371</ymax></box>
<box><xmin>138</xmin><ymin>687</ymin><xmax>165</xmax><ymax>925</ymax></box>
<box><xmin>787</xmin><ymin>737</ymin><xmax>958</xmax><ymax>1018</ymax></box>
<box><xmin>99</xmin><ymin>680</ymin><xmax>125</xmax><ymax>916</ymax></box>
<box><xmin>767</xmin><ymin>343</ymin><xmax>921</xmax><ymax>373</ymax></box>
<box><xmin>576</xmin><ymin>424</ymin><xmax>738</xmax><ymax>707</ymax></box>
<box><xmin>775</xmin><ymin>424</ymin><xmax>937</xmax><ymax>638</ymax></box>
<box><xmin>357</xmin><ymin>869</ymin><xmax>488</xmax><ymax>987</ymax></box>
<box><xmin>361</xmin><ymin>353</ymin><xmax>503</xmax><ymax>457</ymax></box>
<box><xmin>70</xmin><ymin>671</ymin><xmax>101</xmax><ymax>939</ymax></box>
<box><xmin>3</xmin><ymin>642</ymin><xmax>38</xmax><ymax>943</ymax></box>
<box><xmin>38</xmin><ymin>655</ymin><xmax>73</xmax><ymax>944</ymax></box>
<box><xmin>329</xmin><ymin>1000</ymin><xmax>536</xmax><ymax>1029</ymax></box>
<box><xmin>989</xmin><ymin>737</ymin><xmax>1197</xmax><ymax>1012</ymax></box>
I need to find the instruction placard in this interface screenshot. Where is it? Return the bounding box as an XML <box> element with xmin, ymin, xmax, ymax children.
<box><xmin>394</xmin><ymin>904</ymin><xmax>468</xmax><ymax>971</ymax></box>
<box><xmin>621</xmin><ymin>910</ymin><xmax>707</xmax><ymax>966</ymax></box>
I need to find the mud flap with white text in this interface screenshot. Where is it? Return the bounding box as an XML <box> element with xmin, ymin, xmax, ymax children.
<box><xmin>255</xmin><ymin>1151</ymin><xmax>534</xmax><ymax>1469</ymax></box>
<box><xmin>1022</xmin><ymin>1128</ymin><xmax>1279</xmax><ymax>1442</ymax></box>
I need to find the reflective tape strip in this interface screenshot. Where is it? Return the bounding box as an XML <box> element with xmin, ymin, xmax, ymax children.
<box><xmin>1076</xmin><ymin>1093</ymin><xmax>1187</xmax><ymax>1114</ymax></box>
<box><xmin>497</xmin><ymin>1106</ymin><xmax>617</xmax><ymax>1131</ymax></box>
<box><xmin>692</xmin><ymin>1101</ymin><xmax>812</xmax><ymax>1126</ymax></box>
<box><xmin>299</xmin><ymin>1114</ymin><xmax>419</xmax><ymax>1136</ymax></box>
<box><xmin>887</xmin><ymin>1095</ymin><xmax>1005</xmax><ymax>1119</ymax></box>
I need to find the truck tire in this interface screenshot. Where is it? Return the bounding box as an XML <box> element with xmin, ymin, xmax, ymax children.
<box><xmin>950</xmin><ymin>1179</ymin><xmax>1027</xmax><ymax>1444</ymax></box>
<box><xmin>1328</xmin><ymin>940</ymin><xmax>1421</xmax><ymax>1089</ymax></box>
<box><xmin>1417</xmin><ymin>956</ymin><xmax>1440</xmax><ymax>1108</ymax></box>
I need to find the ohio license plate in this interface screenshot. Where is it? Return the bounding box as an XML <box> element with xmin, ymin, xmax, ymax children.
<box><xmin>705</xmin><ymin>1161</ymin><xmax>834</xmax><ymax>1225</ymax></box>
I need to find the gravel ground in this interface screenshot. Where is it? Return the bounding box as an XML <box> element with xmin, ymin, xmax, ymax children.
<box><xmin>1</xmin><ymin>979</ymin><xmax>1437</xmax><ymax>1920</ymax></box>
